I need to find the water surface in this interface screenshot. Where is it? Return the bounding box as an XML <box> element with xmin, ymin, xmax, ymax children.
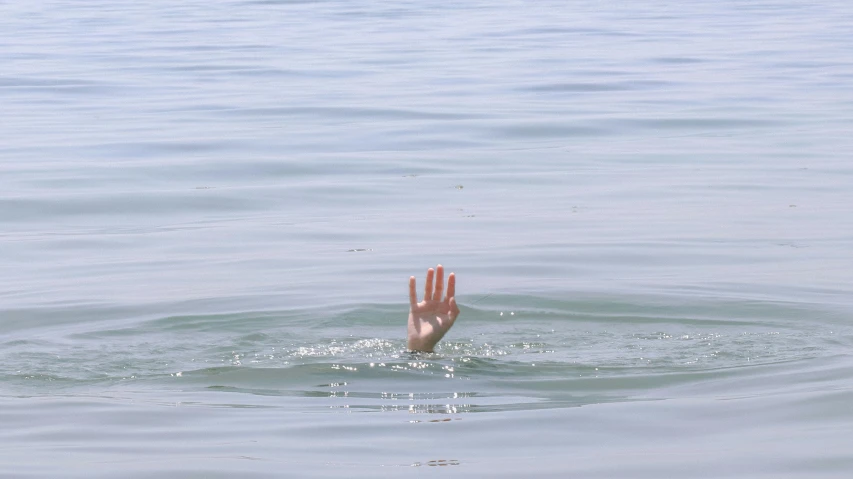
<box><xmin>2</xmin><ymin>1</ymin><xmax>853</xmax><ymax>477</ymax></box>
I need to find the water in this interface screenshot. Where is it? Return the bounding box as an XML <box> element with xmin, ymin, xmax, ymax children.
<box><xmin>2</xmin><ymin>0</ymin><xmax>853</xmax><ymax>476</ymax></box>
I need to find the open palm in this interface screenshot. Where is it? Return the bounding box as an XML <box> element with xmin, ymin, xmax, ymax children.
<box><xmin>407</xmin><ymin>264</ymin><xmax>459</xmax><ymax>352</ymax></box>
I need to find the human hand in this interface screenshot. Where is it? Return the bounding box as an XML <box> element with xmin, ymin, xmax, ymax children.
<box><xmin>407</xmin><ymin>264</ymin><xmax>459</xmax><ymax>352</ymax></box>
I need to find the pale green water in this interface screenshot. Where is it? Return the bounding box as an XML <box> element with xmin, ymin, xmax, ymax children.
<box><xmin>2</xmin><ymin>1</ymin><xmax>853</xmax><ymax>477</ymax></box>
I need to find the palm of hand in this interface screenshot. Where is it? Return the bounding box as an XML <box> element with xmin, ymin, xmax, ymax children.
<box><xmin>407</xmin><ymin>265</ymin><xmax>459</xmax><ymax>352</ymax></box>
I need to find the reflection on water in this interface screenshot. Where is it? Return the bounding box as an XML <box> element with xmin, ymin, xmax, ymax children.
<box><xmin>329</xmin><ymin>390</ymin><xmax>476</xmax><ymax>415</ymax></box>
<box><xmin>412</xmin><ymin>459</ymin><xmax>461</xmax><ymax>467</ymax></box>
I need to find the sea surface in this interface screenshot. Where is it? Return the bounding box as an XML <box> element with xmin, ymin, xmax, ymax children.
<box><xmin>2</xmin><ymin>1</ymin><xmax>853</xmax><ymax>477</ymax></box>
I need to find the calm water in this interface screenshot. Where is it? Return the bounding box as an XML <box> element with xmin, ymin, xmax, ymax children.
<box><xmin>3</xmin><ymin>1</ymin><xmax>853</xmax><ymax>477</ymax></box>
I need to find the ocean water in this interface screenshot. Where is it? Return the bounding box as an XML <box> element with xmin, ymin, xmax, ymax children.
<box><xmin>2</xmin><ymin>0</ymin><xmax>853</xmax><ymax>477</ymax></box>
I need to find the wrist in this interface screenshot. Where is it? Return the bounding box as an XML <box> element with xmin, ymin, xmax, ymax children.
<box><xmin>407</xmin><ymin>338</ymin><xmax>435</xmax><ymax>353</ymax></box>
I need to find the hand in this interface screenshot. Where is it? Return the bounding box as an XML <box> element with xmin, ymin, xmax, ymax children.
<box><xmin>407</xmin><ymin>264</ymin><xmax>460</xmax><ymax>352</ymax></box>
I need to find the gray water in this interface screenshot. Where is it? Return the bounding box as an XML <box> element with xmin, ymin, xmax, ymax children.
<box><xmin>3</xmin><ymin>1</ymin><xmax>853</xmax><ymax>477</ymax></box>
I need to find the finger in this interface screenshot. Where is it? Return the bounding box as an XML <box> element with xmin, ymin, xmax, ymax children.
<box><xmin>409</xmin><ymin>276</ymin><xmax>417</xmax><ymax>308</ymax></box>
<box><xmin>433</xmin><ymin>264</ymin><xmax>444</xmax><ymax>301</ymax></box>
<box><xmin>446</xmin><ymin>272</ymin><xmax>456</xmax><ymax>300</ymax></box>
<box><xmin>449</xmin><ymin>297</ymin><xmax>460</xmax><ymax>320</ymax></box>
<box><xmin>424</xmin><ymin>268</ymin><xmax>434</xmax><ymax>302</ymax></box>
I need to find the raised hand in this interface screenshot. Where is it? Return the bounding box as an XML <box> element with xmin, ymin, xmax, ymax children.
<box><xmin>407</xmin><ymin>264</ymin><xmax>460</xmax><ymax>352</ymax></box>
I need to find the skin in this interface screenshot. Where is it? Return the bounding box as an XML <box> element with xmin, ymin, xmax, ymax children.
<box><xmin>407</xmin><ymin>264</ymin><xmax>460</xmax><ymax>352</ymax></box>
